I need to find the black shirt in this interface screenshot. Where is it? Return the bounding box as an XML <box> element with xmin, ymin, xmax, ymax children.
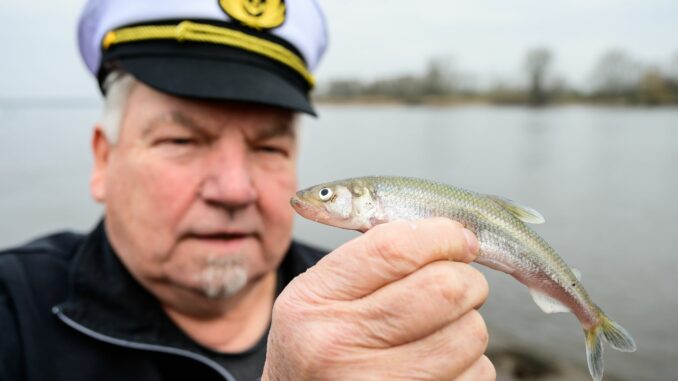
<box><xmin>0</xmin><ymin>220</ymin><xmax>326</xmax><ymax>381</ymax></box>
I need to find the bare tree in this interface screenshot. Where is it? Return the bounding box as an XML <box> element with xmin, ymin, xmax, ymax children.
<box><xmin>525</xmin><ymin>48</ymin><xmax>553</xmax><ymax>106</ymax></box>
<box><xmin>325</xmin><ymin>79</ymin><xmax>363</xmax><ymax>99</ymax></box>
<box><xmin>669</xmin><ymin>51</ymin><xmax>678</xmax><ymax>81</ymax></box>
<box><xmin>422</xmin><ymin>56</ymin><xmax>455</xmax><ymax>96</ymax></box>
<box><xmin>638</xmin><ymin>67</ymin><xmax>670</xmax><ymax>105</ymax></box>
<box><xmin>591</xmin><ymin>50</ymin><xmax>642</xmax><ymax>98</ymax></box>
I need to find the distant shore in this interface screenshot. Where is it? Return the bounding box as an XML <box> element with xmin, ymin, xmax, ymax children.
<box><xmin>317</xmin><ymin>51</ymin><xmax>678</xmax><ymax>108</ymax></box>
<box><xmin>314</xmin><ymin>95</ymin><xmax>678</xmax><ymax>108</ymax></box>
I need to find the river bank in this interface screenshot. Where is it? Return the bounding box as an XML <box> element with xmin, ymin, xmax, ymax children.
<box><xmin>313</xmin><ymin>95</ymin><xmax>678</xmax><ymax>108</ymax></box>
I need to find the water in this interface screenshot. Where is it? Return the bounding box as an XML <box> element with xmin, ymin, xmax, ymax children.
<box><xmin>1</xmin><ymin>104</ymin><xmax>677</xmax><ymax>380</ymax></box>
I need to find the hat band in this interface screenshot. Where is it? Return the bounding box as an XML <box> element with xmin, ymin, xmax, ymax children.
<box><xmin>102</xmin><ymin>20</ymin><xmax>314</xmax><ymax>88</ymax></box>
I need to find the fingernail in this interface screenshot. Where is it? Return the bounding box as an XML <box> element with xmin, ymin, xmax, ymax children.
<box><xmin>462</xmin><ymin>228</ymin><xmax>479</xmax><ymax>256</ymax></box>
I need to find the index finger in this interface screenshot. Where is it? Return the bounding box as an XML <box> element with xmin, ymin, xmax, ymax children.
<box><xmin>302</xmin><ymin>218</ymin><xmax>479</xmax><ymax>300</ymax></box>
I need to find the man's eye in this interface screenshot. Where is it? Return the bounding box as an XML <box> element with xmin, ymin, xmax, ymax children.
<box><xmin>158</xmin><ymin>137</ymin><xmax>197</xmax><ymax>146</ymax></box>
<box><xmin>257</xmin><ymin>145</ymin><xmax>289</xmax><ymax>156</ymax></box>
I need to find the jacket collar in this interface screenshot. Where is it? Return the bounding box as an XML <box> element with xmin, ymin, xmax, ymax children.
<box><xmin>54</xmin><ymin>219</ymin><xmax>310</xmax><ymax>354</ymax></box>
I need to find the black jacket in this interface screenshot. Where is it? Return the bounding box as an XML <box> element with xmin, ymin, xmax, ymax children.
<box><xmin>0</xmin><ymin>221</ymin><xmax>326</xmax><ymax>381</ymax></box>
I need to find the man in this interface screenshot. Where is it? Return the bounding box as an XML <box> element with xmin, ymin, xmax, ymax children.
<box><xmin>0</xmin><ymin>1</ymin><xmax>494</xmax><ymax>380</ymax></box>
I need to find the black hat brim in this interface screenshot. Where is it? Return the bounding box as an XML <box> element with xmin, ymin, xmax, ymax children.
<box><xmin>101</xmin><ymin>40</ymin><xmax>316</xmax><ymax>116</ymax></box>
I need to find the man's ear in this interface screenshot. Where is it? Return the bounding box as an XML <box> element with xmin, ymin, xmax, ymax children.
<box><xmin>90</xmin><ymin>127</ymin><xmax>111</xmax><ymax>203</ymax></box>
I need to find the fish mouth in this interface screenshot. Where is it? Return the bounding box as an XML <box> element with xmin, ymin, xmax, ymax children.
<box><xmin>290</xmin><ymin>195</ymin><xmax>303</xmax><ymax>209</ymax></box>
<box><xmin>290</xmin><ymin>195</ymin><xmax>327</xmax><ymax>222</ymax></box>
<box><xmin>290</xmin><ymin>195</ymin><xmax>310</xmax><ymax>214</ymax></box>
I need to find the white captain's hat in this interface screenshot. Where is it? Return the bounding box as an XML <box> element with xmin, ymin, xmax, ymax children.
<box><xmin>78</xmin><ymin>0</ymin><xmax>328</xmax><ymax>115</ymax></box>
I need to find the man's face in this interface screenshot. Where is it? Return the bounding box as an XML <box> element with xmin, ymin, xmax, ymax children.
<box><xmin>91</xmin><ymin>81</ymin><xmax>298</xmax><ymax>305</ymax></box>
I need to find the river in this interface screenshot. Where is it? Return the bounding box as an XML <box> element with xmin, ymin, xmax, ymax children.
<box><xmin>1</xmin><ymin>104</ymin><xmax>676</xmax><ymax>380</ymax></box>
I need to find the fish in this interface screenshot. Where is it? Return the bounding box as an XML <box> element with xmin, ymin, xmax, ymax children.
<box><xmin>290</xmin><ymin>175</ymin><xmax>636</xmax><ymax>381</ymax></box>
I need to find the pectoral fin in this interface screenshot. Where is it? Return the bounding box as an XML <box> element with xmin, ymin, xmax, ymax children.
<box><xmin>488</xmin><ymin>195</ymin><xmax>545</xmax><ymax>224</ymax></box>
<box><xmin>529</xmin><ymin>289</ymin><xmax>571</xmax><ymax>314</ymax></box>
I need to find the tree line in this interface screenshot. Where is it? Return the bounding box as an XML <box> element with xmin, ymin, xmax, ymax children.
<box><xmin>317</xmin><ymin>48</ymin><xmax>678</xmax><ymax>106</ymax></box>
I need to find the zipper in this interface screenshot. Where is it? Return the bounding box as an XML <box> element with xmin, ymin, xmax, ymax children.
<box><xmin>52</xmin><ymin>306</ymin><xmax>237</xmax><ymax>381</ymax></box>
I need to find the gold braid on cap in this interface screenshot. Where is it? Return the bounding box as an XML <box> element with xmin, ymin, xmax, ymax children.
<box><xmin>102</xmin><ymin>21</ymin><xmax>314</xmax><ymax>88</ymax></box>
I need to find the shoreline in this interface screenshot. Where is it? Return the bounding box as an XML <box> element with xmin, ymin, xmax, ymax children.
<box><xmin>313</xmin><ymin>96</ymin><xmax>678</xmax><ymax>108</ymax></box>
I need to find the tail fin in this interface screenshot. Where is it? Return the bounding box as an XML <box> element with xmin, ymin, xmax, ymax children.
<box><xmin>584</xmin><ymin>314</ymin><xmax>637</xmax><ymax>381</ymax></box>
<box><xmin>600</xmin><ymin>315</ymin><xmax>637</xmax><ymax>352</ymax></box>
<box><xmin>584</xmin><ymin>327</ymin><xmax>604</xmax><ymax>381</ymax></box>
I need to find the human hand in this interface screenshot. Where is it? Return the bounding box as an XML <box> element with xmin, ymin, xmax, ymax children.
<box><xmin>262</xmin><ymin>218</ymin><xmax>494</xmax><ymax>381</ymax></box>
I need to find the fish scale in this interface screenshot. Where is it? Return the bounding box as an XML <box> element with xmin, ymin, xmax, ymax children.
<box><xmin>291</xmin><ymin>175</ymin><xmax>636</xmax><ymax>381</ymax></box>
<box><xmin>374</xmin><ymin>178</ymin><xmax>569</xmax><ymax>281</ymax></box>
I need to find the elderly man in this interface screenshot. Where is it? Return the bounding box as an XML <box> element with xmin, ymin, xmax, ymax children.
<box><xmin>0</xmin><ymin>1</ymin><xmax>494</xmax><ymax>380</ymax></box>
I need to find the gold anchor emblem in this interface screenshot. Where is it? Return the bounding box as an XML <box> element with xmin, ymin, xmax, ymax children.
<box><xmin>219</xmin><ymin>0</ymin><xmax>286</xmax><ymax>29</ymax></box>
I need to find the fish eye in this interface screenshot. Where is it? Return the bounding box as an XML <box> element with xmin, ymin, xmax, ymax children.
<box><xmin>318</xmin><ymin>187</ymin><xmax>333</xmax><ymax>201</ymax></box>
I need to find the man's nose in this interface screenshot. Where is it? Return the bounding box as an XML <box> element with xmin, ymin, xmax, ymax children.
<box><xmin>198</xmin><ymin>147</ymin><xmax>258</xmax><ymax>207</ymax></box>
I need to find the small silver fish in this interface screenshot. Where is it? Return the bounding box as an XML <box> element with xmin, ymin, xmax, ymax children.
<box><xmin>291</xmin><ymin>176</ymin><xmax>636</xmax><ymax>381</ymax></box>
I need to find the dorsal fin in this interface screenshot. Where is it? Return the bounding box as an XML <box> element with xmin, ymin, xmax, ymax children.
<box><xmin>488</xmin><ymin>195</ymin><xmax>545</xmax><ymax>224</ymax></box>
<box><xmin>571</xmin><ymin>267</ymin><xmax>582</xmax><ymax>281</ymax></box>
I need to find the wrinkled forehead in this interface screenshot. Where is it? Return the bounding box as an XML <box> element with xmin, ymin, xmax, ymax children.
<box><xmin>124</xmin><ymin>82</ymin><xmax>299</xmax><ymax>139</ymax></box>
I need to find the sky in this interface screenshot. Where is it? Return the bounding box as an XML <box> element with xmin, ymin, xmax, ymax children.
<box><xmin>1</xmin><ymin>0</ymin><xmax>677</xmax><ymax>98</ymax></box>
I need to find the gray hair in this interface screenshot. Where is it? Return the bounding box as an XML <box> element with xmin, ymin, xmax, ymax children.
<box><xmin>99</xmin><ymin>71</ymin><xmax>137</xmax><ymax>143</ymax></box>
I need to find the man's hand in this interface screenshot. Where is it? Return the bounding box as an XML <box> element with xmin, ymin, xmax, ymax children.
<box><xmin>263</xmin><ymin>218</ymin><xmax>495</xmax><ymax>381</ymax></box>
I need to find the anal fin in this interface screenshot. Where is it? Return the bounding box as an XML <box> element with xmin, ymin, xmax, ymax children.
<box><xmin>529</xmin><ymin>289</ymin><xmax>571</xmax><ymax>314</ymax></box>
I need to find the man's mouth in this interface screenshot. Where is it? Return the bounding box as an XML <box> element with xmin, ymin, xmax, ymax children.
<box><xmin>192</xmin><ymin>232</ymin><xmax>252</xmax><ymax>240</ymax></box>
<box><xmin>183</xmin><ymin>231</ymin><xmax>258</xmax><ymax>249</ymax></box>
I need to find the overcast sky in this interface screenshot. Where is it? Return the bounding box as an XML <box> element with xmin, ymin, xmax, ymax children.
<box><xmin>1</xmin><ymin>0</ymin><xmax>677</xmax><ymax>98</ymax></box>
